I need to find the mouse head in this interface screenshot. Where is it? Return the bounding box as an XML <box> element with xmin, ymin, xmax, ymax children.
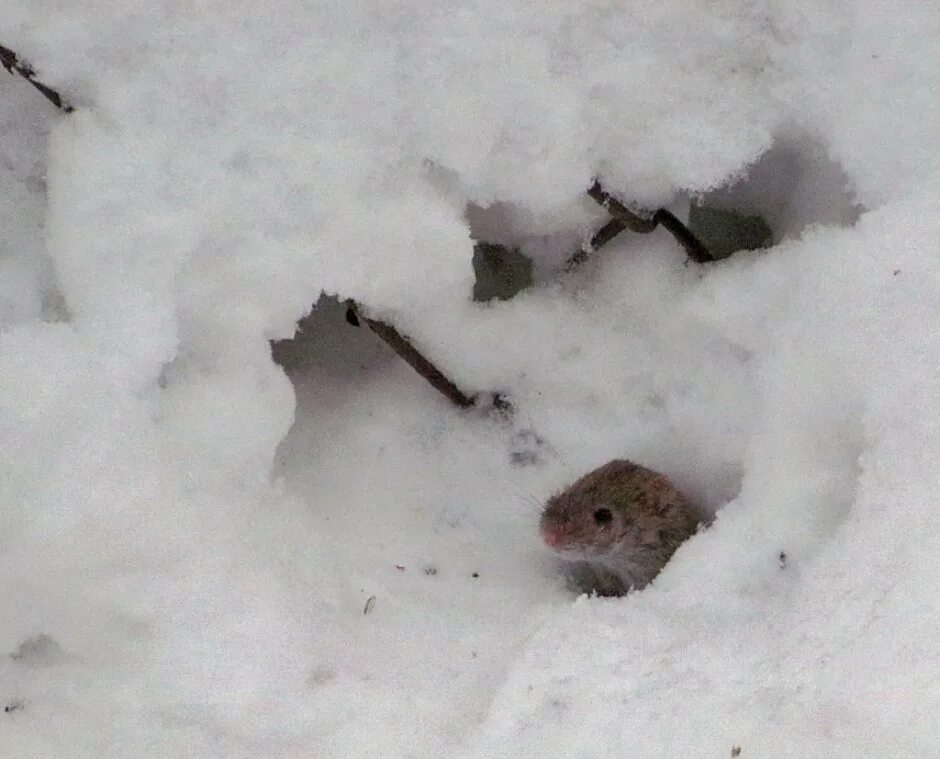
<box><xmin>539</xmin><ymin>491</ymin><xmax>631</xmax><ymax>559</ymax></box>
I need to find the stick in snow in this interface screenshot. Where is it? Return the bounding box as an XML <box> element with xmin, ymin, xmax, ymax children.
<box><xmin>345</xmin><ymin>301</ymin><xmax>510</xmax><ymax>412</ymax></box>
<box><xmin>0</xmin><ymin>43</ymin><xmax>73</xmax><ymax>113</ymax></box>
<box><xmin>568</xmin><ymin>181</ymin><xmax>714</xmax><ymax>267</ymax></box>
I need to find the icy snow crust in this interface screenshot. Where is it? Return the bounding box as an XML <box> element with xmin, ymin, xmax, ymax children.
<box><xmin>0</xmin><ymin>1</ymin><xmax>938</xmax><ymax>756</ymax></box>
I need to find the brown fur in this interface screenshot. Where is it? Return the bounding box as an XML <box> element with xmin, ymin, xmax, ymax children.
<box><xmin>539</xmin><ymin>460</ymin><xmax>701</xmax><ymax>595</ymax></box>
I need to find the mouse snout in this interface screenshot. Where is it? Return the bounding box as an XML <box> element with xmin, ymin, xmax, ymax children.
<box><xmin>540</xmin><ymin>522</ymin><xmax>571</xmax><ymax>548</ymax></box>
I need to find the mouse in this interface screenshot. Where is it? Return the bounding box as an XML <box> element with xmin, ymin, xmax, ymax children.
<box><xmin>539</xmin><ymin>459</ymin><xmax>702</xmax><ymax>596</ymax></box>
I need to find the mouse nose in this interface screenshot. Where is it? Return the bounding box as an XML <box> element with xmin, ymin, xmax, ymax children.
<box><xmin>542</xmin><ymin>529</ymin><xmax>561</xmax><ymax>546</ymax></box>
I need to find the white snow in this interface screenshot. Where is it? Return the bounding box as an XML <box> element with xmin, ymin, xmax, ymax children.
<box><xmin>0</xmin><ymin>2</ymin><xmax>938</xmax><ymax>756</ymax></box>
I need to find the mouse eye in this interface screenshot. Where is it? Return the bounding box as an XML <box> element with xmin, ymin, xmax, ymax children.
<box><xmin>593</xmin><ymin>508</ymin><xmax>613</xmax><ymax>525</ymax></box>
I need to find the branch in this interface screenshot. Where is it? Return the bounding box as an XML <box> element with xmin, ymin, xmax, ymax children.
<box><xmin>345</xmin><ymin>301</ymin><xmax>510</xmax><ymax>412</ymax></box>
<box><xmin>580</xmin><ymin>181</ymin><xmax>715</xmax><ymax>264</ymax></box>
<box><xmin>0</xmin><ymin>43</ymin><xmax>74</xmax><ymax>113</ymax></box>
<box><xmin>564</xmin><ymin>217</ymin><xmax>628</xmax><ymax>270</ymax></box>
<box><xmin>586</xmin><ymin>181</ymin><xmax>657</xmax><ymax>234</ymax></box>
<box><xmin>651</xmin><ymin>208</ymin><xmax>713</xmax><ymax>264</ymax></box>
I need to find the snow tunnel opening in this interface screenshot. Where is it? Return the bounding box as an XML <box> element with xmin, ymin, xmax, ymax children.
<box><xmin>689</xmin><ymin>134</ymin><xmax>863</xmax><ymax>252</ymax></box>
<box><xmin>273</xmin><ymin>135</ymin><xmax>864</xmax><ymax>419</ymax></box>
<box><xmin>464</xmin><ymin>134</ymin><xmax>863</xmax><ymax>301</ymax></box>
<box><xmin>272</xmin><ymin>294</ymin><xmax>392</xmax><ymax>378</ymax></box>
<box><xmin>464</xmin><ymin>200</ymin><xmax>585</xmax><ymax>302</ymax></box>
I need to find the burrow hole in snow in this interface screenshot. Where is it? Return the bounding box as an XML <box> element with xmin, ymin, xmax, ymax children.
<box><xmin>465</xmin><ymin>134</ymin><xmax>862</xmax><ymax>301</ymax></box>
<box><xmin>691</xmin><ymin>133</ymin><xmax>862</xmax><ymax>245</ymax></box>
<box><xmin>272</xmin><ymin>135</ymin><xmax>863</xmax><ymax>402</ymax></box>
<box><xmin>272</xmin><ymin>294</ymin><xmax>393</xmax><ymax>380</ymax></box>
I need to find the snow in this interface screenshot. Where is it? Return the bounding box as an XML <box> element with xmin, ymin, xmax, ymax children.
<box><xmin>0</xmin><ymin>2</ymin><xmax>938</xmax><ymax>756</ymax></box>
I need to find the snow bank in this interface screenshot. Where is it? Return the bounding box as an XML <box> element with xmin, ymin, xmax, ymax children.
<box><xmin>461</xmin><ymin>192</ymin><xmax>940</xmax><ymax>757</ymax></box>
<box><xmin>0</xmin><ymin>1</ymin><xmax>938</xmax><ymax>756</ymax></box>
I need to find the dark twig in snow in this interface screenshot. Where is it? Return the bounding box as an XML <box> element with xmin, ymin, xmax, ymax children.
<box><xmin>0</xmin><ymin>43</ymin><xmax>73</xmax><ymax>113</ymax></box>
<box><xmin>652</xmin><ymin>207</ymin><xmax>713</xmax><ymax>263</ymax></box>
<box><xmin>573</xmin><ymin>181</ymin><xmax>715</xmax><ymax>265</ymax></box>
<box><xmin>586</xmin><ymin>181</ymin><xmax>658</xmax><ymax>234</ymax></box>
<box><xmin>345</xmin><ymin>302</ymin><xmax>508</xmax><ymax>412</ymax></box>
<box><xmin>565</xmin><ymin>183</ymin><xmax>657</xmax><ymax>269</ymax></box>
<box><xmin>564</xmin><ymin>217</ymin><xmax>629</xmax><ymax>270</ymax></box>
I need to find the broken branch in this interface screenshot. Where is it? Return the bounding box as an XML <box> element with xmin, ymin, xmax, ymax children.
<box><xmin>652</xmin><ymin>208</ymin><xmax>713</xmax><ymax>264</ymax></box>
<box><xmin>586</xmin><ymin>181</ymin><xmax>657</xmax><ymax>234</ymax></box>
<box><xmin>0</xmin><ymin>43</ymin><xmax>73</xmax><ymax>113</ymax></box>
<box><xmin>565</xmin><ymin>217</ymin><xmax>629</xmax><ymax>270</ymax></box>
<box><xmin>581</xmin><ymin>181</ymin><xmax>715</xmax><ymax>264</ymax></box>
<box><xmin>345</xmin><ymin>301</ymin><xmax>509</xmax><ymax>412</ymax></box>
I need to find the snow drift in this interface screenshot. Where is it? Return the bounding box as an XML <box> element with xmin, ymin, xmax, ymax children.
<box><xmin>0</xmin><ymin>1</ymin><xmax>938</xmax><ymax>756</ymax></box>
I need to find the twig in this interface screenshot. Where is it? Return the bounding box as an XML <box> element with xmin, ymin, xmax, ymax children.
<box><xmin>565</xmin><ymin>217</ymin><xmax>628</xmax><ymax>270</ymax></box>
<box><xmin>652</xmin><ymin>208</ymin><xmax>713</xmax><ymax>264</ymax></box>
<box><xmin>360</xmin><ymin>314</ymin><xmax>473</xmax><ymax>406</ymax></box>
<box><xmin>346</xmin><ymin>301</ymin><xmax>510</xmax><ymax>411</ymax></box>
<box><xmin>586</xmin><ymin>181</ymin><xmax>657</xmax><ymax>234</ymax></box>
<box><xmin>0</xmin><ymin>43</ymin><xmax>74</xmax><ymax>113</ymax></box>
<box><xmin>578</xmin><ymin>181</ymin><xmax>715</xmax><ymax>265</ymax></box>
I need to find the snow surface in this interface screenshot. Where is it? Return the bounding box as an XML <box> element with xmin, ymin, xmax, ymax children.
<box><xmin>1</xmin><ymin>2</ymin><xmax>939</xmax><ymax>756</ymax></box>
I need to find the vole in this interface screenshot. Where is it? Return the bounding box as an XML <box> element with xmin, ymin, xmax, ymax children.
<box><xmin>539</xmin><ymin>459</ymin><xmax>701</xmax><ymax>596</ymax></box>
